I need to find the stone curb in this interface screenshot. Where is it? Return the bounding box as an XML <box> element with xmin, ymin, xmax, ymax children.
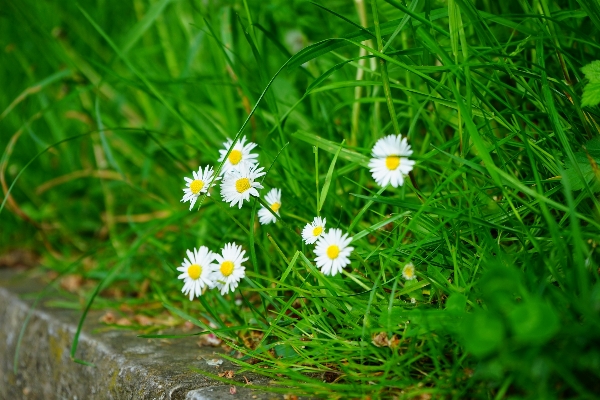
<box><xmin>0</xmin><ymin>271</ymin><xmax>279</xmax><ymax>400</ymax></box>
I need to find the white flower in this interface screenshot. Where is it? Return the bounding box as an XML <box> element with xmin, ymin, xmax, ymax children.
<box><xmin>301</xmin><ymin>216</ymin><xmax>326</xmax><ymax>245</ymax></box>
<box><xmin>258</xmin><ymin>188</ymin><xmax>282</xmax><ymax>225</ymax></box>
<box><xmin>220</xmin><ymin>163</ymin><xmax>265</xmax><ymax>208</ymax></box>
<box><xmin>217</xmin><ymin>136</ymin><xmax>259</xmax><ymax>175</ymax></box>
<box><xmin>402</xmin><ymin>262</ymin><xmax>417</xmax><ymax>281</ymax></box>
<box><xmin>211</xmin><ymin>242</ymin><xmax>247</xmax><ymax>295</ymax></box>
<box><xmin>368</xmin><ymin>134</ymin><xmax>415</xmax><ymax>188</ymax></box>
<box><xmin>181</xmin><ymin>165</ymin><xmax>220</xmax><ymax>210</ymax></box>
<box><xmin>176</xmin><ymin>246</ymin><xmax>217</xmax><ymax>301</ymax></box>
<box><xmin>314</xmin><ymin>228</ymin><xmax>354</xmax><ymax>276</ymax></box>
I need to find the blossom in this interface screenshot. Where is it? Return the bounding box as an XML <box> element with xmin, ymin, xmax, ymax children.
<box><xmin>176</xmin><ymin>246</ymin><xmax>216</xmax><ymax>300</ymax></box>
<box><xmin>217</xmin><ymin>136</ymin><xmax>259</xmax><ymax>175</ymax></box>
<box><xmin>211</xmin><ymin>242</ymin><xmax>247</xmax><ymax>295</ymax></box>
<box><xmin>258</xmin><ymin>188</ymin><xmax>281</xmax><ymax>225</ymax></box>
<box><xmin>402</xmin><ymin>262</ymin><xmax>417</xmax><ymax>281</ymax></box>
<box><xmin>314</xmin><ymin>228</ymin><xmax>354</xmax><ymax>276</ymax></box>
<box><xmin>220</xmin><ymin>162</ymin><xmax>265</xmax><ymax>208</ymax></box>
<box><xmin>368</xmin><ymin>134</ymin><xmax>415</xmax><ymax>188</ymax></box>
<box><xmin>181</xmin><ymin>165</ymin><xmax>220</xmax><ymax>210</ymax></box>
<box><xmin>301</xmin><ymin>216</ymin><xmax>326</xmax><ymax>245</ymax></box>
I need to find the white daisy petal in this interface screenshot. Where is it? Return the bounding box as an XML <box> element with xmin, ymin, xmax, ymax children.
<box><xmin>181</xmin><ymin>165</ymin><xmax>221</xmax><ymax>211</ymax></box>
<box><xmin>220</xmin><ymin>162</ymin><xmax>265</xmax><ymax>208</ymax></box>
<box><xmin>368</xmin><ymin>134</ymin><xmax>414</xmax><ymax>188</ymax></box>
<box><xmin>313</xmin><ymin>228</ymin><xmax>354</xmax><ymax>276</ymax></box>
<box><xmin>211</xmin><ymin>242</ymin><xmax>247</xmax><ymax>295</ymax></box>
<box><xmin>302</xmin><ymin>216</ymin><xmax>326</xmax><ymax>245</ymax></box>
<box><xmin>258</xmin><ymin>188</ymin><xmax>282</xmax><ymax>225</ymax></box>
<box><xmin>217</xmin><ymin>136</ymin><xmax>259</xmax><ymax>175</ymax></box>
<box><xmin>402</xmin><ymin>262</ymin><xmax>417</xmax><ymax>281</ymax></box>
<box><xmin>176</xmin><ymin>246</ymin><xmax>217</xmax><ymax>301</ymax></box>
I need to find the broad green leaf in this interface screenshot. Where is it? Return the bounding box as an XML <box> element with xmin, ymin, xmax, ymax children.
<box><xmin>405</xmin><ymin>309</ymin><xmax>461</xmax><ymax>336</ymax></box>
<box><xmin>274</xmin><ymin>343</ymin><xmax>298</xmax><ymax>358</ymax></box>
<box><xmin>379</xmin><ymin>307</ymin><xmax>459</xmax><ymax>335</ymax></box>
<box><xmin>581</xmin><ymin>61</ymin><xmax>600</xmax><ymax>107</ymax></box>
<box><xmin>563</xmin><ymin>162</ymin><xmax>596</xmax><ymax>191</ymax></box>
<box><xmin>563</xmin><ymin>139</ymin><xmax>600</xmax><ymax>192</ymax></box>
<box><xmin>507</xmin><ymin>300</ymin><xmax>559</xmax><ymax>344</ymax></box>
<box><xmin>478</xmin><ymin>266</ymin><xmax>522</xmax><ymax>312</ymax></box>
<box><xmin>585</xmin><ymin>137</ymin><xmax>600</xmax><ymax>157</ymax></box>
<box><xmin>582</xmin><ymin>82</ymin><xmax>600</xmax><ymax>107</ymax></box>
<box><xmin>403</xmin><ymin>280</ymin><xmax>426</xmax><ymax>302</ymax></box>
<box><xmin>445</xmin><ymin>293</ymin><xmax>467</xmax><ymax>312</ymax></box>
<box><xmin>582</xmin><ymin>60</ymin><xmax>600</xmax><ymax>83</ymax></box>
<box><xmin>461</xmin><ymin>310</ymin><xmax>505</xmax><ymax>357</ymax></box>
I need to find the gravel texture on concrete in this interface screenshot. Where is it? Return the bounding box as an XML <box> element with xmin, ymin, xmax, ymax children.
<box><xmin>0</xmin><ymin>270</ymin><xmax>281</xmax><ymax>400</ymax></box>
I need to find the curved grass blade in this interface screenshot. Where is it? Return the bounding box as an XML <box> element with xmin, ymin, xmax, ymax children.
<box><xmin>121</xmin><ymin>0</ymin><xmax>173</xmax><ymax>54</ymax></box>
<box><xmin>318</xmin><ymin>140</ymin><xmax>345</xmax><ymax>213</ymax></box>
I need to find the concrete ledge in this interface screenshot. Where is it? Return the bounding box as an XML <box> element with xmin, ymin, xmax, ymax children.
<box><xmin>0</xmin><ymin>271</ymin><xmax>274</xmax><ymax>400</ymax></box>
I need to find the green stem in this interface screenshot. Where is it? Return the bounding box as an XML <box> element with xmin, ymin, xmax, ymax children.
<box><xmin>371</xmin><ymin>0</ymin><xmax>400</xmax><ymax>135</ymax></box>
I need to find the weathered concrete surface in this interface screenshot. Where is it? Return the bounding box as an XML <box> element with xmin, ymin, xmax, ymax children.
<box><xmin>0</xmin><ymin>270</ymin><xmax>281</xmax><ymax>400</ymax></box>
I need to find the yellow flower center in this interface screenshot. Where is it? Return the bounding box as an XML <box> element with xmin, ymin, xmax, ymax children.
<box><xmin>187</xmin><ymin>264</ymin><xmax>202</xmax><ymax>280</ymax></box>
<box><xmin>228</xmin><ymin>149</ymin><xmax>243</xmax><ymax>165</ymax></box>
<box><xmin>312</xmin><ymin>226</ymin><xmax>323</xmax><ymax>236</ymax></box>
<box><xmin>385</xmin><ymin>156</ymin><xmax>400</xmax><ymax>170</ymax></box>
<box><xmin>404</xmin><ymin>266</ymin><xmax>415</xmax><ymax>278</ymax></box>
<box><xmin>190</xmin><ymin>179</ymin><xmax>204</xmax><ymax>194</ymax></box>
<box><xmin>235</xmin><ymin>178</ymin><xmax>251</xmax><ymax>193</ymax></box>
<box><xmin>271</xmin><ymin>202</ymin><xmax>281</xmax><ymax>212</ymax></box>
<box><xmin>326</xmin><ymin>245</ymin><xmax>340</xmax><ymax>259</ymax></box>
<box><xmin>220</xmin><ymin>261</ymin><xmax>234</xmax><ymax>277</ymax></box>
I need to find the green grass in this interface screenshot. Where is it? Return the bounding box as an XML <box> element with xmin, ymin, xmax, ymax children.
<box><xmin>2</xmin><ymin>0</ymin><xmax>600</xmax><ymax>398</ymax></box>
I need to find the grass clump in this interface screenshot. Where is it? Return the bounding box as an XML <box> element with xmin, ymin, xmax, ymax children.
<box><xmin>2</xmin><ymin>0</ymin><xmax>600</xmax><ymax>398</ymax></box>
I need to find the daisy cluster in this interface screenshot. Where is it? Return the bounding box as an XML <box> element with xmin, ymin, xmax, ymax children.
<box><xmin>176</xmin><ymin>134</ymin><xmax>417</xmax><ymax>300</ymax></box>
<box><xmin>177</xmin><ymin>244</ymin><xmax>247</xmax><ymax>299</ymax></box>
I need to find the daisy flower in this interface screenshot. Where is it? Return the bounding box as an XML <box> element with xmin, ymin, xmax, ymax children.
<box><xmin>402</xmin><ymin>262</ymin><xmax>417</xmax><ymax>281</ymax></box>
<box><xmin>368</xmin><ymin>134</ymin><xmax>415</xmax><ymax>188</ymax></box>
<box><xmin>181</xmin><ymin>165</ymin><xmax>220</xmax><ymax>210</ymax></box>
<box><xmin>217</xmin><ymin>135</ymin><xmax>259</xmax><ymax>175</ymax></box>
<box><xmin>302</xmin><ymin>216</ymin><xmax>326</xmax><ymax>245</ymax></box>
<box><xmin>176</xmin><ymin>246</ymin><xmax>217</xmax><ymax>301</ymax></box>
<box><xmin>211</xmin><ymin>242</ymin><xmax>247</xmax><ymax>295</ymax></box>
<box><xmin>314</xmin><ymin>228</ymin><xmax>354</xmax><ymax>276</ymax></box>
<box><xmin>220</xmin><ymin>162</ymin><xmax>265</xmax><ymax>208</ymax></box>
<box><xmin>258</xmin><ymin>188</ymin><xmax>282</xmax><ymax>225</ymax></box>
